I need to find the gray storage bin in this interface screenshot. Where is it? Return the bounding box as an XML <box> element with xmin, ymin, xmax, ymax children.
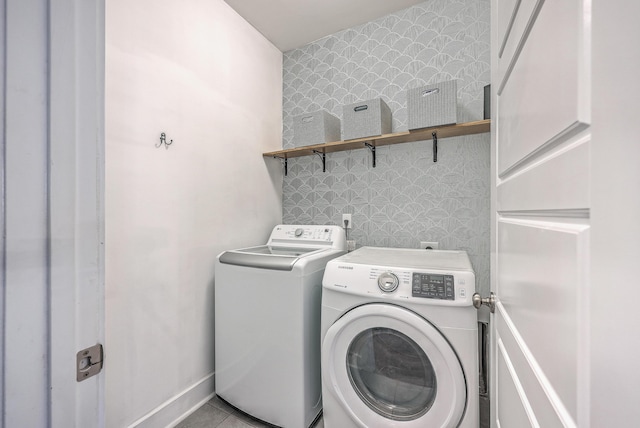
<box><xmin>407</xmin><ymin>80</ymin><xmax>457</xmax><ymax>130</ymax></box>
<box><xmin>342</xmin><ymin>98</ymin><xmax>392</xmax><ymax>140</ymax></box>
<box><xmin>293</xmin><ymin>110</ymin><xmax>341</xmax><ymax>147</ymax></box>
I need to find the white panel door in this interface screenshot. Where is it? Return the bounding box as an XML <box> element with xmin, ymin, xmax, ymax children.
<box><xmin>589</xmin><ymin>2</ymin><xmax>640</xmax><ymax>426</ymax></box>
<box><xmin>491</xmin><ymin>0</ymin><xmax>590</xmax><ymax>427</ymax></box>
<box><xmin>1</xmin><ymin>0</ymin><xmax>105</xmax><ymax>426</ymax></box>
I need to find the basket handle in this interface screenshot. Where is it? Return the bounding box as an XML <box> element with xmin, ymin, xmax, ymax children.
<box><xmin>422</xmin><ymin>88</ymin><xmax>440</xmax><ymax>97</ymax></box>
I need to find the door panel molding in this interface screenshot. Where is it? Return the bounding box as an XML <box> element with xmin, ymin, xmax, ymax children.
<box><xmin>496</xmin><ymin>306</ymin><xmax>573</xmax><ymax>427</ymax></box>
<box><xmin>497</xmin><ymin>0</ymin><xmax>543</xmax><ymax>89</ymax></box>
<box><xmin>496</xmin><ymin>0</ymin><xmax>521</xmax><ymax>59</ymax></box>
<box><xmin>498</xmin><ymin>136</ymin><xmax>590</xmax><ymax>212</ymax></box>
<box><xmin>496</xmin><ymin>338</ymin><xmax>536</xmax><ymax>428</ymax></box>
<box><xmin>498</xmin><ymin>210</ymin><xmax>589</xmax><ymax>219</ymax></box>
<box><xmin>497</xmin><ymin>0</ymin><xmax>590</xmax><ymax>176</ymax></box>
<box><xmin>497</xmin><ymin>217</ymin><xmax>588</xmax><ymax>420</ymax></box>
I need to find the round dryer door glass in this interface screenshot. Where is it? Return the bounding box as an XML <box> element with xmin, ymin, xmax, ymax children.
<box><xmin>346</xmin><ymin>327</ymin><xmax>436</xmax><ymax>421</ymax></box>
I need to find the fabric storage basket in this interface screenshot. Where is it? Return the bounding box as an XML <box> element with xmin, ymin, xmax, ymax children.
<box><xmin>407</xmin><ymin>80</ymin><xmax>457</xmax><ymax>130</ymax></box>
<box><xmin>342</xmin><ymin>98</ymin><xmax>392</xmax><ymax>141</ymax></box>
<box><xmin>293</xmin><ymin>110</ymin><xmax>341</xmax><ymax>147</ymax></box>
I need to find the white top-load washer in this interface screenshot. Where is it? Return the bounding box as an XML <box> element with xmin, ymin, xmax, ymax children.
<box><xmin>321</xmin><ymin>247</ymin><xmax>479</xmax><ymax>428</ymax></box>
<box><xmin>215</xmin><ymin>224</ymin><xmax>346</xmax><ymax>428</ymax></box>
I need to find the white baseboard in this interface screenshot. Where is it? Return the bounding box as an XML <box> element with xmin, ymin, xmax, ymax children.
<box><xmin>127</xmin><ymin>373</ymin><xmax>215</xmax><ymax>428</ymax></box>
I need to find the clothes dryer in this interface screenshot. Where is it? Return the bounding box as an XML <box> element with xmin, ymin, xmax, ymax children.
<box><xmin>215</xmin><ymin>225</ymin><xmax>346</xmax><ymax>428</ymax></box>
<box><xmin>321</xmin><ymin>247</ymin><xmax>478</xmax><ymax>428</ymax></box>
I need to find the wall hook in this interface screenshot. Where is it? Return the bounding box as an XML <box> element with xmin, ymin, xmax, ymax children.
<box><xmin>432</xmin><ymin>131</ymin><xmax>438</xmax><ymax>162</ymax></box>
<box><xmin>156</xmin><ymin>132</ymin><xmax>173</xmax><ymax>149</ymax></box>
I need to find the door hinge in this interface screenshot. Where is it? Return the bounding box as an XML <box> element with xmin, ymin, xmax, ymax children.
<box><xmin>76</xmin><ymin>344</ymin><xmax>103</xmax><ymax>382</ymax></box>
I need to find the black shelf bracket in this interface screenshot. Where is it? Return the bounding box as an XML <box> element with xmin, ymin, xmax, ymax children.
<box><xmin>275</xmin><ymin>156</ymin><xmax>288</xmax><ymax>176</ymax></box>
<box><xmin>364</xmin><ymin>142</ymin><xmax>376</xmax><ymax>168</ymax></box>
<box><xmin>312</xmin><ymin>150</ymin><xmax>326</xmax><ymax>172</ymax></box>
<box><xmin>432</xmin><ymin>131</ymin><xmax>438</xmax><ymax>162</ymax></box>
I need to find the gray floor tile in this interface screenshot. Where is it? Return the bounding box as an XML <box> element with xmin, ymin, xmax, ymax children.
<box><xmin>175</xmin><ymin>403</ymin><xmax>231</xmax><ymax>428</ymax></box>
<box><xmin>207</xmin><ymin>396</ymin><xmax>237</xmax><ymax>413</ymax></box>
<box><xmin>217</xmin><ymin>415</ymin><xmax>253</xmax><ymax>428</ymax></box>
<box><xmin>206</xmin><ymin>396</ymin><xmax>270</xmax><ymax>427</ymax></box>
<box><xmin>229</xmin><ymin>410</ymin><xmax>270</xmax><ymax>427</ymax></box>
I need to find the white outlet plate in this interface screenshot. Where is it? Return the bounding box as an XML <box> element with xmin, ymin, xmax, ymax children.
<box><xmin>419</xmin><ymin>241</ymin><xmax>439</xmax><ymax>250</ymax></box>
<box><xmin>342</xmin><ymin>213</ymin><xmax>352</xmax><ymax>229</ymax></box>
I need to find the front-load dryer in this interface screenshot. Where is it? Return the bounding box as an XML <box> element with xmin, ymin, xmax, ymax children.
<box><xmin>215</xmin><ymin>224</ymin><xmax>346</xmax><ymax>428</ymax></box>
<box><xmin>321</xmin><ymin>247</ymin><xmax>478</xmax><ymax>428</ymax></box>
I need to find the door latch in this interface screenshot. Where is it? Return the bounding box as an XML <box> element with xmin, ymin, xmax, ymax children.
<box><xmin>472</xmin><ymin>292</ymin><xmax>496</xmax><ymax>313</ymax></box>
<box><xmin>77</xmin><ymin>344</ymin><xmax>103</xmax><ymax>382</ymax></box>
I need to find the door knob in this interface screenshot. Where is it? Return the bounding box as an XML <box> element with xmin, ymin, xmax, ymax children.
<box><xmin>472</xmin><ymin>292</ymin><xmax>496</xmax><ymax>313</ymax></box>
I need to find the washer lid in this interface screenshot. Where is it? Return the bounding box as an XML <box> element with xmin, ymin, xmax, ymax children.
<box><xmin>322</xmin><ymin>304</ymin><xmax>467</xmax><ymax>427</ymax></box>
<box><xmin>218</xmin><ymin>245</ymin><xmax>326</xmax><ymax>271</ymax></box>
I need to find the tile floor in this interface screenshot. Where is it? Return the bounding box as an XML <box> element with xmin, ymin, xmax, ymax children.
<box><xmin>175</xmin><ymin>396</ymin><xmax>324</xmax><ymax>428</ymax></box>
<box><xmin>177</xmin><ymin>394</ymin><xmax>487</xmax><ymax>428</ymax></box>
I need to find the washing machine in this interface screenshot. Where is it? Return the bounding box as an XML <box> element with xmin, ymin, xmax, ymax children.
<box><xmin>321</xmin><ymin>247</ymin><xmax>478</xmax><ymax>428</ymax></box>
<box><xmin>215</xmin><ymin>224</ymin><xmax>346</xmax><ymax>428</ymax></box>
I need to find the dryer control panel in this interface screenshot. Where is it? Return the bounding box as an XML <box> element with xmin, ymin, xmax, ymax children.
<box><xmin>322</xmin><ymin>247</ymin><xmax>476</xmax><ymax>306</ymax></box>
<box><xmin>412</xmin><ymin>273</ymin><xmax>455</xmax><ymax>300</ymax></box>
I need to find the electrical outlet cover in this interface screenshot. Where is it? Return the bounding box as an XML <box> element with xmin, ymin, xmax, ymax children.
<box><xmin>419</xmin><ymin>241</ymin><xmax>439</xmax><ymax>250</ymax></box>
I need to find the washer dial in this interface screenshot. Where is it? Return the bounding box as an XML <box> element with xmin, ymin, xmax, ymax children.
<box><xmin>377</xmin><ymin>272</ymin><xmax>399</xmax><ymax>293</ymax></box>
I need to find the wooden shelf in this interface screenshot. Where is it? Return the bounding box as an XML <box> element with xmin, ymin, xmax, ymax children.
<box><xmin>263</xmin><ymin>119</ymin><xmax>490</xmax><ymax>159</ymax></box>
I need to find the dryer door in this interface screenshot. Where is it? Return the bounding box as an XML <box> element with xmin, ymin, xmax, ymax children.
<box><xmin>322</xmin><ymin>303</ymin><xmax>467</xmax><ymax>428</ymax></box>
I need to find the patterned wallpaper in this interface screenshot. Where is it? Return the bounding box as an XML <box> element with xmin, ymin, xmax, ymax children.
<box><xmin>281</xmin><ymin>0</ymin><xmax>491</xmax><ymax>293</ymax></box>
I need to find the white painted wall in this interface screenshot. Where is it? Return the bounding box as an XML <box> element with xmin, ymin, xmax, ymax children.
<box><xmin>105</xmin><ymin>1</ymin><xmax>283</xmax><ymax>426</ymax></box>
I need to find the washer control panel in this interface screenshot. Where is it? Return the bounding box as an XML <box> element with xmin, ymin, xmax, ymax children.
<box><xmin>271</xmin><ymin>225</ymin><xmax>336</xmax><ymax>242</ymax></box>
<box><xmin>412</xmin><ymin>273</ymin><xmax>455</xmax><ymax>300</ymax></box>
<box><xmin>267</xmin><ymin>225</ymin><xmax>347</xmax><ymax>251</ymax></box>
<box><xmin>286</xmin><ymin>226</ymin><xmax>332</xmax><ymax>240</ymax></box>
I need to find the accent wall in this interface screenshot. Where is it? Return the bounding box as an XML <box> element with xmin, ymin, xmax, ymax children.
<box><xmin>282</xmin><ymin>0</ymin><xmax>491</xmax><ymax>293</ymax></box>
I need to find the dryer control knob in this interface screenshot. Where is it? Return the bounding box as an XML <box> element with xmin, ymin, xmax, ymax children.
<box><xmin>294</xmin><ymin>228</ymin><xmax>304</xmax><ymax>237</ymax></box>
<box><xmin>378</xmin><ymin>272</ymin><xmax>399</xmax><ymax>292</ymax></box>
